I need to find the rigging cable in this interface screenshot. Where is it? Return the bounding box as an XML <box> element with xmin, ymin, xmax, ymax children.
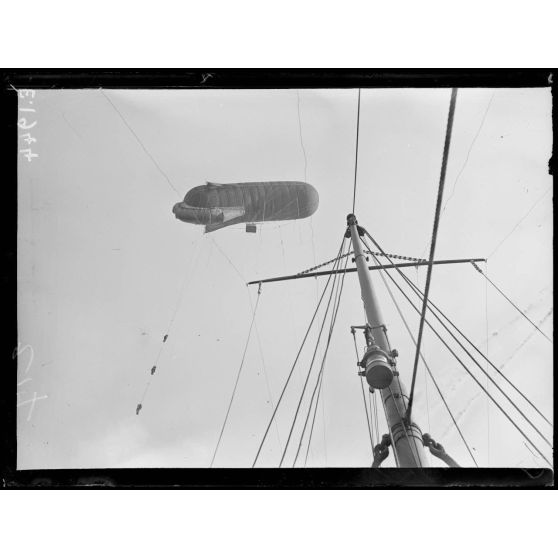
<box><xmin>353</xmin><ymin>332</ymin><xmax>375</xmax><ymax>460</ymax></box>
<box><xmin>101</xmin><ymin>91</ymin><xmax>180</xmax><ymax>195</ymax></box>
<box><xmin>293</xmin><ymin>259</ymin><xmax>346</xmax><ymax>467</ymax></box>
<box><xmin>251</xmin><ymin>236</ymin><xmax>346</xmax><ymax>467</ymax></box>
<box><xmin>279</xmin><ymin>241</ymin><xmax>348</xmax><ymax>467</ymax></box>
<box><xmin>278</xmin><ymin>225</ymin><xmax>304</xmax><ymax>349</ymax></box>
<box><xmin>361</xmin><ymin>231</ymin><xmax>552</xmax><ymax>466</ymax></box>
<box><xmin>470</xmin><ymin>261</ymin><xmax>552</xmax><ymax>343</ymax></box>
<box><xmin>402</xmin><ymin>265</ymin><xmax>552</xmax><ymax>426</ymax></box>
<box><xmin>352</xmin><ymin>88</ymin><xmax>361</xmax><ymax>214</ymax></box>
<box><xmin>485</xmin><ymin>260</ymin><xmax>491</xmax><ymax>466</ymax></box>
<box><xmin>211</xmin><ymin>237</ymin><xmax>284</xmax><ymax>453</ymax></box>
<box><xmin>403</xmin><ymin>279</ymin><xmax>552</xmax><ymax>452</ymax></box>
<box><xmin>416</xmin><ymin>265</ymin><xmax>432</xmax><ymax>435</ymax></box>
<box><xmin>217</xmin><ymin>232</ymin><xmax>286</xmax><ymax>451</ymax></box>
<box><xmin>296</xmin><ymin>90</ymin><xmax>309</xmax><ymax>183</ymax></box>
<box><xmin>296</xmin><ymin>90</ymin><xmax>319</xmax><ymax>304</ymax></box>
<box><xmin>488</xmin><ymin>185</ymin><xmax>552</xmax><ymax>258</ymax></box>
<box><xmin>407</xmin><ymin>87</ymin><xmax>458</xmax><ymax>422</ymax></box>
<box><xmin>372</xmin><ymin>390</ymin><xmax>380</xmax><ymax>452</ymax></box>
<box><xmin>368</xmin><ymin>391</ymin><xmax>377</xmax><ymax>447</ymax></box>
<box><xmin>279</xmin><ymin>264</ymin><xmax>339</xmax><ymax>466</ymax></box>
<box><xmin>359</xmin><ymin>361</ymin><xmax>375</xmax><ymax>454</ymax></box>
<box><xmin>210</xmin><ymin>283</ymin><xmax>263</xmax><ymax>467</ymax></box>
<box><xmin>211</xmin><ymin>237</ymin><xmax>247</xmax><ymax>285</ymax></box>
<box><xmin>441</xmin><ymin>92</ymin><xmax>495</xmax><ymax>215</ymax></box>
<box><xmin>423</xmin><ymin>343</ymin><xmax>432</xmax><ymax>434</ymax></box>
<box><xmin>364</xmin><ymin>230</ymin><xmax>552</xmax><ymax>444</ymax></box>
<box><xmin>292</xmin><ymin>247</ymin><xmax>351</xmax><ymax>467</ymax></box>
<box><xmin>248</xmin><ymin>288</ymin><xmax>283</xmax><ymax>449</ymax></box>
<box><xmin>303</xmin><ymin>365</ymin><xmax>324</xmax><ymax>466</ymax></box>
<box><xmin>364</xmin><ymin>242</ymin><xmax>478</xmax><ymax>466</ymax></box>
<box><xmin>136</xmin><ymin>238</ymin><xmax>203</xmax><ymax>414</ymax></box>
<box><xmin>301</xmin><ymin>254</ymin><xmax>351</xmax><ymax>469</ymax></box>
<box><xmin>499</xmin><ymin>309</ymin><xmax>553</xmax><ymax>370</ymax></box>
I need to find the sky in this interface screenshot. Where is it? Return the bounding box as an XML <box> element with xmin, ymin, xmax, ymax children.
<box><xmin>17</xmin><ymin>87</ymin><xmax>553</xmax><ymax>469</ymax></box>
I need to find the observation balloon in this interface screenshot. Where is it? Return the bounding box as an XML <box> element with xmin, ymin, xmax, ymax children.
<box><xmin>172</xmin><ymin>181</ymin><xmax>319</xmax><ymax>233</ymax></box>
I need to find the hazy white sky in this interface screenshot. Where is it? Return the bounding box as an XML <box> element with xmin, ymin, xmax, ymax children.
<box><xmin>18</xmin><ymin>87</ymin><xmax>552</xmax><ymax>469</ymax></box>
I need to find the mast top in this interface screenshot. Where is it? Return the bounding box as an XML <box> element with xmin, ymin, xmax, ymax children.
<box><xmin>346</xmin><ymin>213</ymin><xmax>365</xmax><ymax>238</ymax></box>
<box><xmin>347</xmin><ymin>213</ymin><xmax>357</xmax><ymax>226</ymax></box>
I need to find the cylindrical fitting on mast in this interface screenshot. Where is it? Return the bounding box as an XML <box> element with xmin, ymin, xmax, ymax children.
<box><xmin>362</xmin><ymin>345</ymin><xmax>394</xmax><ymax>389</ymax></box>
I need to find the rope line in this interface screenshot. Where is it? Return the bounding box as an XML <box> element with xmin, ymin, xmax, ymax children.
<box><xmin>392</xmin><ymin>281</ymin><xmax>552</xmax><ymax>465</ymax></box>
<box><xmin>101</xmin><ymin>91</ymin><xmax>180</xmax><ymax>195</ymax></box>
<box><xmin>297</xmin><ymin>263</ymin><xmax>346</xmax><ymax>466</ymax></box>
<box><xmin>499</xmin><ymin>309</ymin><xmax>552</xmax><ymax>370</ymax></box>
<box><xmin>404</xmin><ymin>267</ymin><xmax>552</xmax><ymax>426</ymax></box>
<box><xmin>210</xmin><ymin>284</ymin><xmax>262</xmax><ymax>467</ymax></box>
<box><xmin>364</xmin><ymin>242</ymin><xmax>478</xmax><ymax>466</ymax></box>
<box><xmin>211</xmin><ymin>237</ymin><xmax>246</xmax><ymax>284</ymax></box>
<box><xmin>251</xmin><ymin>236</ymin><xmax>346</xmax><ymax>467</ymax></box>
<box><xmin>407</xmin><ymin>87</ymin><xmax>458</xmax><ymax>420</ymax></box>
<box><xmin>441</xmin><ymin>92</ymin><xmax>494</xmax><ymax>215</ymax></box>
<box><xmin>136</xmin><ymin>238</ymin><xmax>203</xmax><ymax>413</ymax></box>
<box><xmin>364</xmin><ymin>231</ymin><xmax>552</xmax><ymax>445</ymax></box>
<box><xmin>488</xmin><ymin>185</ymin><xmax>552</xmax><ymax>258</ymax></box>
<box><xmin>312</xmin><ymin>249</ymin><xmax>351</xmax><ymax>466</ymax></box>
<box><xmin>351</xmin><ymin>329</ymin><xmax>375</xmax><ymax>460</ymax></box>
<box><xmin>360</xmin><ymin>379</ymin><xmax>375</xmax><ymax>464</ymax></box>
<box><xmin>471</xmin><ymin>261</ymin><xmax>552</xmax><ymax>343</ymax></box>
<box><xmin>300</xmin><ymin>253</ymin><xmax>352</xmax><ymax>467</ymax></box>
<box><xmin>296</xmin><ymin>90</ymin><xmax>319</xmax><ymax>303</ymax></box>
<box><xmin>248</xmin><ymin>288</ymin><xmax>283</xmax><ymax>449</ymax></box>
<box><xmin>423</xmin><ymin>343</ymin><xmax>432</xmax><ymax>434</ymax></box>
<box><xmin>368</xmin><ymin>390</ymin><xmax>377</xmax><ymax>448</ymax></box>
<box><xmin>372</xmin><ymin>390</ymin><xmax>379</xmax><ymax>447</ymax></box>
<box><xmin>292</xmin><ymin>248</ymin><xmax>350</xmax><ymax>467</ymax></box>
<box><xmin>485</xmin><ymin>260</ymin><xmax>491</xmax><ymax>466</ymax></box>
<box><xmin>279</xmin><ymin>252</ymin><xmax>342</xmax><ymax>467</ymax></box>
<box><xmin>352</xmin><ymin>89</ymin><xmax>361</xmax><ymax>214</ymax></box>
<box><xmin>303</xmin><ymin>368</ymin><xmax>324</xmax><ymax>467</ymax></box>
<box><xmin>361</xmin><ymin>231</ymin><xmax>552</xmax><ymax>466</ymax></box>
<box><xmin>212</xmin><ymin>237</ymin><xmax>285</xmax><ymax>454</ymax></box>
<box><xmin>296</xmin><ymin>90</ymin><xmax>308</xmax><ymax>182</ymax></box>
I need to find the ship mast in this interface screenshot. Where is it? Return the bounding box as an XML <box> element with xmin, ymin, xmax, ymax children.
<box><xmin>248</xmin><ymin>214</ymin><xmax>485</xmax><ymax>467</ymax></box>
<box><xmin>347</xmin><ymin>213</ymin><xmax>427</xmax><ymax>467</ymax></box>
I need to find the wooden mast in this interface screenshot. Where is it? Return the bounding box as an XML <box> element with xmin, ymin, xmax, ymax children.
<box><xmin>347</xmin><ymin>213</ymin><xmax>427</xmax><ymax>467</ymax></box>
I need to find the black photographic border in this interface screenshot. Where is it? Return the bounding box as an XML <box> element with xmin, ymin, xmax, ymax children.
<box><xmin>2</xmin><ymin>69</ymin><xmax>554</xmax><ymax>488</ymax></box>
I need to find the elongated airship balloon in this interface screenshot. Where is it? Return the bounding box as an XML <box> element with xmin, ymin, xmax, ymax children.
<box><xmin>173</xmin><ymin>181</ymin><xmax>319</xmax><ymax>233</ymax></box>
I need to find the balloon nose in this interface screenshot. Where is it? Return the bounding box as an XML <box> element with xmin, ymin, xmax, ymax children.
<box><xmin>172</xmin><ymin>203</ymin><xmax>182</xmax><ymax>215</ymax></box>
